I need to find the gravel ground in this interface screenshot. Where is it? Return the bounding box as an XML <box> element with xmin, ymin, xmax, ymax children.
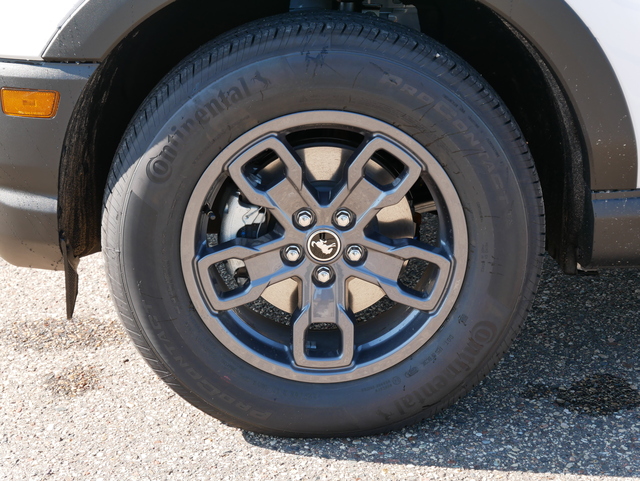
<box><xmin>1</xmin><ymin>253</ymin><xmax>639</xmax><ymax>480</ymax></box>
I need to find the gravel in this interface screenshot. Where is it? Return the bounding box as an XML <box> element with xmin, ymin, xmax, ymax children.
<box><xmin>1</xmin><ymin>253</ymin><xmax>640</xmax><ymax>480</ymax></box>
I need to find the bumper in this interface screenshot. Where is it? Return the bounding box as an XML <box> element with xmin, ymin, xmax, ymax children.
<box><xmin>0</xmin><ymin>60</ymin><xmax>96</xmax><ymax>269</ymax></box>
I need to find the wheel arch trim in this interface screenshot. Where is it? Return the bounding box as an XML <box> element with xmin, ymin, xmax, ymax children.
<box><xmin>44</xmin><ymin>0</ymin><xmax>638</xmax><ymax>190</ymax></box>
<box><xmin>475</xmin><ymin>0</ymin><xmax>638</xmax><ymax>190</ymax></box>
<box><xmin>42</xmin><ymin>0</ymin><xmax>174</xmax><ymax>62</ymax></box>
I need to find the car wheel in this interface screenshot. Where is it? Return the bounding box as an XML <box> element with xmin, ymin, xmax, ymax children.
<box><xmin>102</xmin><ymin>12</ymin><xmax>544</xmax><ymax>436</ymax></box>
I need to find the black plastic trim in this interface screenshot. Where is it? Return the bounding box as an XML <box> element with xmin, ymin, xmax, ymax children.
<box><xmin>43</xmin><ymin>0</ymin><xmax>638</xmax><ymax>191</ymax></box>
<box><xmin>477</xmin><ymin>0</ymin><xmax>637</xmax><ymax>190</ymax></box>
<box><xmin>0</xmin><ymin>60</ymin><xmax>96</xmax><ymax>270</ymax></box>
<box><xmin>587</xmin><ymin>190</ymin><xmax>640</xmax><ymax>267</ymax></box>
<box><xmin>42</xmin><ymin>0</ymin><xmax>174</xmax><ymax>61</ymax></box>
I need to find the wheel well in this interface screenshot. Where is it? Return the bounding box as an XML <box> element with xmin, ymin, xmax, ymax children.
<box><xmin>59</xmin><ymin>0</ymin><xmax>291</xmax><ymax>259</ymax></box>
<box><xmin>59</xmin><ymin>0</ymin><xmax>588</xmax><ymax>272</ymax></box>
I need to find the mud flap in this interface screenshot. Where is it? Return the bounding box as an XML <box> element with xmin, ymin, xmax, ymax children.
<box><xmin>60</xmin><ymin>235</ymin><xmax>80</xmax><ymax>319</ymax></box>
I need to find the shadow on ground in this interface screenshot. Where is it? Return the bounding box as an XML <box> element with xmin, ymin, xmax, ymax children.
<box><xmin>243</xmin><ymin>256</ymin><xmax>640</xmax><ymax>477</ymax></box>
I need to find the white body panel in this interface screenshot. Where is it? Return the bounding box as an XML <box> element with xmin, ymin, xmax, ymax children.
<box><xmin>0</xmin><ymin>0</ymin><xmax>82</xmax><ymax>60</ymax></box>
<box><xmin>564</xmin><ymin>0</ymin><xmax>640</xmax><ymax>188</ymax></box>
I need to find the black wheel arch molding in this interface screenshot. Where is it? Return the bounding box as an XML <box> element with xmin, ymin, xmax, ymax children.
<box><xmin>42</xmin><ymin>0</ymin><xmax>175</xmax><ymax>62</ymax></box>
<box><xmin>45</xmin><ymin>0</ymin><xmax>637</xmax><ymax>190</ymax></box>
<box><xmin>475</xmin><ymin>0</ymin><xmax>638</xmax><ymax>190</ymax></box>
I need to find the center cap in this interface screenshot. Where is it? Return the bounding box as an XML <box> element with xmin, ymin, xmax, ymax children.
<box><xmin>307</xmin><ymin>229</ymin><xmax>341</xmax><ymax>262</ymax></box>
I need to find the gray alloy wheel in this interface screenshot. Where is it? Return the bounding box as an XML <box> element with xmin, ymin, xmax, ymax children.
<box><xmin>180</xmin><ymin>111</ymin><xmax>468</xmax><ymax>382</ymax></box>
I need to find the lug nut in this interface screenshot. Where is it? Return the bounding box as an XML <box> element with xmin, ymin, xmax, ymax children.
<box><xmin>283</xmin><ymin>245</ymin><xmax>302</xmax><ymax>263</ymax></box>
<box><xmin>295</xmin><ymin>209</ymin><xmax>314</xmax><ymax>229</ymax></box>
<box><xmin>334</xmin><ymin>209</ymin><xmax>353</xmax><ymax>228</ymax></box>
<box><xmin>314</xmin><ymin>266</ymin><xmax>333</xmax><ymax>284</ymax></box>
<box><xmin>346</xmin><ymin>245</ymin><xmax>365</xmax><ymax>263</ymax></box>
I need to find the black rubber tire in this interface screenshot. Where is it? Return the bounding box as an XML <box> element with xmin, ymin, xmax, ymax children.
<box><xmin>102</xmin><ymin>12</ymin><xmax>544</xmax><ymax>437</ymax></box>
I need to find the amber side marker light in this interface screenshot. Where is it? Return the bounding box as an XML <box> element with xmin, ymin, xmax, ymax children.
<box><xmin>0</xmin><ymin>88</ymin><xmax>60</xmax><ymax>118</ymax></box>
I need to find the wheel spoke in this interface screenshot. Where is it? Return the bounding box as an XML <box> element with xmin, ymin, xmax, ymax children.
<box><xmin>291</xmin><ymin>270</ymin><xmax>355</xmax><ymax>369</ymax></box>
<box><xmin>227</xmin><ymin>135</ymin><xmax>316</xmax><ymax>227</ymax></box>
<box><xmin>196</xmin><ymin>237</ymin><xmax>296</xmax><ymax>311</ymax></box>
<box><xmin>347</xmin><ymin>237</ymin><xmax>452</xmax><ymax>311</ymax></box>
<box><xmin>333</xmin><ymin>136</ymin><xmax>422</xmax><ymax>227</ymax></box>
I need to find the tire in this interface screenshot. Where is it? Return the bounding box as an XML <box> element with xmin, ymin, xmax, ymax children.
<box><xmin>102</xmin><ymin>12</ymin><xmax>544</xmax><ymax>437</ymax></box>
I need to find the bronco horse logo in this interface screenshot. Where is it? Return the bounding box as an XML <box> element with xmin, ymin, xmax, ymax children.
<box><xmin>311</xmin><ymin>238</ymin><xmax>337</xmax><ymax>256</ymax></box>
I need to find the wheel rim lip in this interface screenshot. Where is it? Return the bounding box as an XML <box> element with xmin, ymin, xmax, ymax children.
<box><xmin>180</xmin><ymin>111</ymin><xmax>468</xmax><ymax>383</ymax></box>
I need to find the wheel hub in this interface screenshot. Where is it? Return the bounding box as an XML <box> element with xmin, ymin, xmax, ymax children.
<box><xmin>307</xmin><ymin>229</ymin><xmax>341</xmax><ymax>262</ymax></box>
<box><xmin>220</xmin><ymin>154</ymin><xmax>415</xmax><ymax>314</ymax></box>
